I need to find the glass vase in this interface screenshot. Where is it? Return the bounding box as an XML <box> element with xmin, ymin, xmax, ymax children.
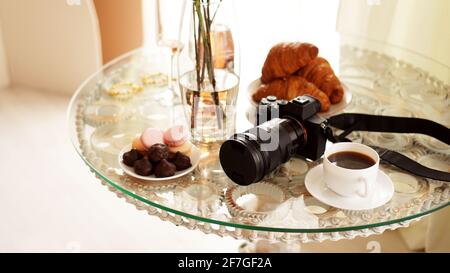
<box><xmin>178</xmin><ymin>0</ymin><xmax>240</xmax><ymax>145</ymax></box>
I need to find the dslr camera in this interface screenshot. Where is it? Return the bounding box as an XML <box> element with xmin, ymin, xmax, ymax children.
<box><xmin>220</xmin><ymin>95</ymin><xmax>328</xmax><ymax>185</ymax></box>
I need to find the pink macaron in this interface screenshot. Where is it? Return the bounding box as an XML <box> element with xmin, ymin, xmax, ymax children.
<box><xmin>163</xmin><ymin>125</ymin><xmax>189</xmax><ymax>147</ymax></box>
<box><xmin>140</xmin><ymin>128</ymin><xmax>164</xmax><ymax>149</ymax></box>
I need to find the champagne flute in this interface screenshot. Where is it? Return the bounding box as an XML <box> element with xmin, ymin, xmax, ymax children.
<box><xmin>155</xmin><ymin>0</ymin><xmax>186</xmax><ymax>101</ymax></box>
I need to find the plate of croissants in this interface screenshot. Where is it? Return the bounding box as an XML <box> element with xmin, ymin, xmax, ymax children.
<box><xmin>247</xmin><ymin>42</ymin><xmax>352</xmax><ymax>121</ymax></box>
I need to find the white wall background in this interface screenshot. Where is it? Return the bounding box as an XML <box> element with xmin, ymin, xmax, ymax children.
<box><xmin>143</xmin><ymin>0</ymin><xmax>341</xmax><ymax>85</ymax></box>
<box><xmin>236</xmin><ymin>0</ymin><xmax>341</xmax><ymax>83</ymax></box>
<box><xmin>143</xmin><ymin>0</ymin><xmax>450</xmax><ymax>83</ymax></box>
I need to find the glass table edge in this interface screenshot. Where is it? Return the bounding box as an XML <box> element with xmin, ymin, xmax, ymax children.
<box><xmin>74</xmin><ymin>146</ymin><xmax>449</xmax><ymax>233</ymax></box>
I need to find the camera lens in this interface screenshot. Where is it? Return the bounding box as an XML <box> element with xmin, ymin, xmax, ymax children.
<box><xmin>219</xmin><ymin>118</ymin><xmax>307</xmax><ymax>185</ymax></box>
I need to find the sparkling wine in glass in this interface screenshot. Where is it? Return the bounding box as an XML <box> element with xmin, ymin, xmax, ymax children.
<box><xmin>155</xmin><ymin>0</ymin><xmax>186</xmax><ymax>101</ymax></box>
<box><xmin>211</xmin><ymin>24</ymin><xmax>235</xmax><ymax>71</ymax></box>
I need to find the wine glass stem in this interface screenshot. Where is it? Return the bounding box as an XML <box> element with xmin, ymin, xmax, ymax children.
<box><xmin>168</xmin><ymin>51</ymin><xmax>176</xmax><ymax>91</ymax></box>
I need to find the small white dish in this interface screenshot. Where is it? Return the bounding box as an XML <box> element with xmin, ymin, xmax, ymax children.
<box><xmin>305</xmin><ymin>164</ymin><xmax>394</xmax><ymax>211</ymax></box>
<box><xmin>118</xmin><ymin>144</ymin><xmax>200</xmax><ymax>181</ymax></box>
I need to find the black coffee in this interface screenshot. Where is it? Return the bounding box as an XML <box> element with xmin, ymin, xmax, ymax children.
<box><xmin>328</xmin><ymin>151</ymin><xmax>376</xmax><ymax>170</ymax></box>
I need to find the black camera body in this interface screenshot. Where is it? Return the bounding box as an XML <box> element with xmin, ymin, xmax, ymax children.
<box><xmin>220</xmin><ymin>95</ymin><xmax>328</xmax><ymax>186</ymax></box>
<box><xmin>256</xmin><ymin>95</ymin><xmax>327</xmax><ymax>161</ymax></box>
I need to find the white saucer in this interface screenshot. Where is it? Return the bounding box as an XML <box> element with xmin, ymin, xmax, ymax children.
<box><xmin>118</xmin><ymin>144</ymin><xmax>200</xmax><ymax>181</ymax></box>
<box><xmin>305</xmin><ymin>164</ymin><xmax>394</xmax><ymax>211</ymax></box>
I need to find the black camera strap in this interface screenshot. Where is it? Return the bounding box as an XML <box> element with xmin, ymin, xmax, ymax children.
<box><xmin>326</xmin><ymin>113</ymin><xmax>450</xmax><ymax>182</ymax></box>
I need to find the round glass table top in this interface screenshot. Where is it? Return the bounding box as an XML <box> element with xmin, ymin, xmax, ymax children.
<box><xmin>68</xmin><ymin>47</ymin><xmax>449</xmax><ymax>235</ymax></box>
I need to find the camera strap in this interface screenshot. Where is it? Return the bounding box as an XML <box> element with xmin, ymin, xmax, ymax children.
<box><xmin>326</xmin><ymin>113</ymin><xmax>450</xmax><ymax>182</ymax></box>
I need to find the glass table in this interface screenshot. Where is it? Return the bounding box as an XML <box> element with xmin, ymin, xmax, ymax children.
<box><xmin>68</xmin><ymin>46</ymin><xmax>449</xmax><ymax>250</ymax></box>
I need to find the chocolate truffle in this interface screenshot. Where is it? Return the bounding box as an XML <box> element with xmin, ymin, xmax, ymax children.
<box><xmin>133</xmin><ymin>158</ymin><xmax>153</xmax><ymax>176</ymax></box>
<box><xmin>173</xmin><ymin>152</ymin><xmax>192</xmax><ymax>171</ymax></box>
<box><xmin>168</xmin><ymin>152</ymin><xmax>177</xmax><ymax>162</ymax></box>
<box><xmin>122</xmin><ymin>149</ymin><xmax>143</xmax><ymax>167</ymax></box>
<box><xmin>148</xmin><ymin>143</ymin><xmax>169</xmax><ymax>163</ymax></box>
<box><xmin>154</xmin><ymin>159</ymin><xmax>176</xmax><ymax>178</ymax></box>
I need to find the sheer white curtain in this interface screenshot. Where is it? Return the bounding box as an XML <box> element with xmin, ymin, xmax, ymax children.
<box><xmin>338</xmin><ymin>0</ymin><xmax>450</xmax><ymax>83</ymax></box>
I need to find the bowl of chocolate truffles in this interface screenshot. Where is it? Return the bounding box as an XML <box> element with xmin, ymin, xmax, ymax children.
<box><xmin>118</xmin><ymin>125</ymin><xmax>200</xmax><ymax>181</ymax></box>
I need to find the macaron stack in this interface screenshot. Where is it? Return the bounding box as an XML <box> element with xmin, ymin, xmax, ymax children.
<box><xmin>163</xmin><ymin>125</ymin><xmax>193</xmax><ymax>155</ymax></box>
<box><xmin>137</xmin><ymin>127</ymin><xmax>164</xmax><ymax>152</ymax></box>
<box><xmin>132</xmin><ymin>126</ymin><xmax>193</xmax><ymax>155</ymax></box>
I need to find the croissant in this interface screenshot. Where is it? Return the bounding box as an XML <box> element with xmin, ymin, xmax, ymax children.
<box><xmin>261</xmin><ymin>42</ymin><xmax>319</xmax><ymax>84</ymax></box>
<box><xmin>296</xmin><ymin>57</ymin><xmax>344</xmax><ymax>104</ymax></box>
<box><xmin>253</xmin><ymin>76</ymin><xmax>330</xmax><ymax>112</ymax></box>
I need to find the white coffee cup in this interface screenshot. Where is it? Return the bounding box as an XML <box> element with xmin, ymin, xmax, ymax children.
<box><xmin>323</xmin><ymin>143</ymin><xmax>380</xmax><ymax>198</ymax></box>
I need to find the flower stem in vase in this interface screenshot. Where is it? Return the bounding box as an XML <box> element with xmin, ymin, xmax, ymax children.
<box><xmin>192</xmin><ymin>0</ymin><xmax>223</xmax><ymax>132</ymax></box>
<box><xmin>204</xmin><ymin>0</ymin><xmax>223</xmax><ymax>130</ymax></box>
<box><xmin>191</xmin><ymin>3</ymin><xmax>201</xmax><ymax>130</ymax></box>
